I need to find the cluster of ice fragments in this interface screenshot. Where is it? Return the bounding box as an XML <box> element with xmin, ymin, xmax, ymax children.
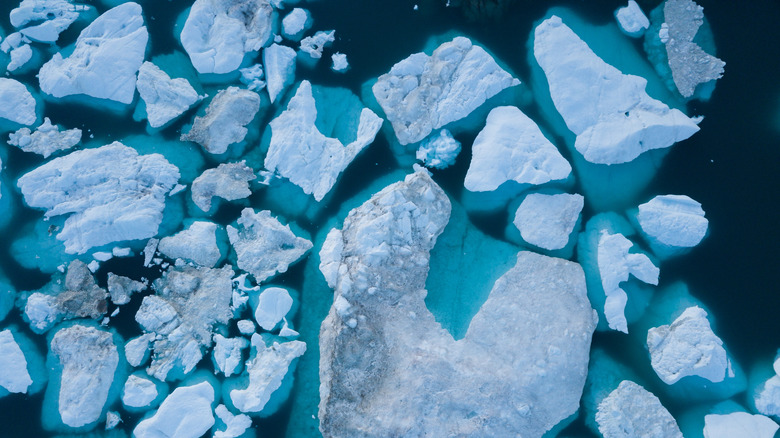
<box><xmin>0</xmin><ymin>0</ymin><xmax>768</xmax><ymax>436</ymax></box>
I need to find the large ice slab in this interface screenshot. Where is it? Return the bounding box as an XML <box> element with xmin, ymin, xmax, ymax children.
<box><xmin>17</xmin><ymin>142</ymin><xmax>180</xmax><ymax>254</ymax></box>
<box><xmin>38</xmin><ymin>2</ymin><xmax>147</xmax><ymax>104</ymax></box>
<box><xmin>703</xmin><ymin>412</ymin><xmax>779</xmax><ymax>438</ymax></box>
<box><xmin>513</xmin><ymin>192</ymin><xmax>583</xmax><ymax>251</ymax></box>
<box><xmin>181</xmin><ymin>87</ymin><xmax>261</xmax><ymax>155</ymax></box>
<box><xmin>0</xmin><ymin>329</ymin><xmax>33</xmax><ymax>394</ymax></box>
<box><xmin>10</xmin><ymin>0</ymin><xmax>89</xmax><ymax>43</ymax></box>
<box><xmin>533</xmin><ymin>15</ymin><xmax>699</xmax><ymax>164</ymax></box>
<box><xmin>598</xmin><ymin>231</ymin><xmax>659</xmax><ymax>333</ymax></box>
<box><xmin>264</xmin><ymin>43</ymin><xmax>296</xmax><ymax>103</ymax></box>
<box><xmin>0</xmin><ymin>78</ymin><xmax>37</xmax><ymax>126</ymax></box>
<box><xmin>48</xmin><ymin>324</ymin><xmax>119</xmax><ymax>429</ymax></box>
<box><xmin>464</xmin><ymin>106</ymin><xmax>571</xmax><ymax>191</ymax></box>
<box><xmin>647</xmin><ymin>306</ymin><xmax>731</xmax><ymax>385</ymax></box>
<box><xmin>265</xmin><ymin>80</ymin><xmax>383</xmax><ymax>201</ymax></box>
<box><xmin>8</xmin><ymin>118</ymin><xmax>81</xmax><ymax>158</ymax></box>
<box><xmin>227</xmin><ymin>208</ymin><xmax>312</xmax><ymax>283</ymax></box>
<box><xmin>137</xmin><ymin>61</ymin><xmax>203</xmax><ymax>128</ymax></box>
<box><xmin>181</xmin><ymin>0</ymin><xmax>275</xmax><ymax>74</ymax></box>
<box><xmin>635</xmin><ymin>194</ymin><xmax>708</xmax><ymax>257</ymax></box>
<box><xmin>318</xmin><ymin>170</ymin><xmax>597</xmax><ymax>436</ymax></box>
<box><xmin>596</xmin><ymin>380</ymin><xmax>682</xmax><ymax>438</ymax></box>
<box><xmin>133</xmin><ymin>380</ymin><xmax>215</xmax><ymax>438</ymax></box>
<box><xmin>372</xmin><ymin>36</ymin><xmax>519</xmax><ymax>145</ymax></box>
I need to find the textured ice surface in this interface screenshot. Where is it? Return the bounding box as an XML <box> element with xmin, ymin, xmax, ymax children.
<box><xmin>635</xmin><ymin>194</ymin><xmax>708</xmax><ymax>256</ymax></box>
<box><xmin>18</xmin><ymin>142</ymin><xmax>179</xmax><ymax>254</ymax></box>
<box><xmin>0</xmin><ymin>78</ymin><xmax>37</xmax><ymax>126</ymax></box>
<box><xmin>212</xmin><ymin>334</ymin><xmax>248</xmax><ymax>377</ymax></box>
<box><xmin>648</xmin><ymin>306</ymin><xmax>731</xmax><ymax>385</ymax></box>
<box><xmin>214</xmin><ymin>404</ymin><xmax>252</xmax><ymax>438</ymax></box>
<box><xmin>125</xmin><ymin>333</ymin><xmax>154</xmax><ymax>368</ymax></box>
<box><xmin>107</xmin><ymin>273</ymin><xmax>145</xmax><ymax>306</ymax></box>
<box><xmin>181</xmin><ymin>0</ymin><xmax>275</xmax><ymax>74</ymax></box>
<box><xmin>265</xmin><ymin>80</ymin><xmax>382</xmax><ymax>201</ymax></box>
<box><xmin>10</xmin><ymin>0</ymin><xmax>88</xmax><ymax>43</ymax></box>
<box><xmin>596</xmin><ymin>380</ymin><xmax>682</xmax><ymax>438</ymax></box>
<box><xmin>48</xmin><ymin>324</ymin><xmax>119</xmax><ymax>428</ymax></box>
<box><xmin>38</xmin><ymin>2</ymin><xmax>147</xmax><ymax>104</ymax></box>
<box><xmin>598</xmin><ymin>231</ymin><xmax>659</xmax><ymax>333</ymax></box>
<box><xmin>465</xmin><ymin>106</ymin><xmax>571</xmax><ymax>191</ymax></box>
<box><xmin>158</xmin><ymin>221</ymin><xmax>223</xmax><ymax>267</ymax></box>
<box><xmin>513</xmin><ymin>193</ymin><xmax>583</xmax><ymax>251</ymax></box>
<box><xmin>282</xmin><ymin>8</ymin><xmax>311</xmax><ymax>41</ymax></box>
<box><xmin>137</xmin><ymin>61</ymin><xmax>203</xmax><ymax>128</ymax></box>
<box><xmin>191</xmin><ymin>161</ymin><xmax>255</xmax><ymax>213</ymax></box>
<box><xmin>227</xmin><ymin>208</ymin><xmax>312</xmax><ymax>283</ymax></box>
<box><xmin>615</xmin><ymin>1</ymin><xmax>649</xmax><ymax>37</ymax></box>
<box><xmin>753</xmin><ymin>353</ymin><xmax>780</xmax><ymax>417</ymax></box>
<box><xmin>318</xmin><ymin>170</ymin><xmax>596</xmax><ymax>436</ymax></box>
<box><xmin>331</xmin><ymin>52</ymin><xmax>349</xmax><ymax>72</ymax></box>
<box><xmin>181</xmin><ymin>87</ymin><xmax>261</xmax><ymax>155</ymax></box>
<box><xmin>121</xmin><ymin>373</ymin><xmax>159</xmax><ymax>409</ymax></box>
<box><xmin>534</xmin><ymin>15</ymin><xmax>699</xmax><ymax>164</ymax></box>
<box><xmin>704</xmin><ymin>412</ymin><xmax>779</xmax><ymax>438</ymax></box>
<box><xmin>133</xmin><ymin>380</ymin><xmax>215</xmax><ymax>438</ymax></box>
<box><xmin>264</xmin><ymin>43</ymin><xmax>297</xmax><ymax>103</ymax></box>
<box><xmin>416</xmin><ymin>129</ymin><xmax>461</xmax><ymax>169</ymax></box>
<box><xmin>252</xmin><ymin>287</ymin><xmax>294</xmax><ymax>331</ymax></box>
<box><xmin>373</xmin><ymin>36</ymin><xmax>519</xmax><ymax>145</ymax></box>
<box><xmin>8</xmin><ymin>118</ymin><xmax>81</xmax><ymax>158</ymax></box>
<box><xmin>0</xmin><ymin>329</ymin><xmax>33</xmax><ymax>394</ymax></box>
<box><xmin>300</xmin><ymin>30</ymin><xmax>335</xmax><ymax>59</ymax></box>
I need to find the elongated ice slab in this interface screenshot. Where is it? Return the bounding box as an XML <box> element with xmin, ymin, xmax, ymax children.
<box><xmin>0</xmin><ymin>329</ymin><xmax>33</xmax><ymax>394</ymax></box>
<box><xmin>133</xmin><ymin>381</ymin><xmax>215</xmax><ymax>437</ymax></box>
<box><xmin>0</xmin><ymin>78</ymin><xmax>36</xmax><ymax>126</ymax></box>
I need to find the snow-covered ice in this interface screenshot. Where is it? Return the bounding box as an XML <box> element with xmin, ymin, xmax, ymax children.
<box><xmin>121</xmin><ymin>373</ymin><xmax>159</xmax><ymax>409</ymax></box>
<box><xmin>596</xmin><ymin>380</ymin><xmax>682</xmax><ymax>438</ymax></box>
<box><xmin>7</xmin><ymin>118</ymin><xmax>81</xmax><ymax>158</ymax></box>
<box><xmin>331</xmin><ymin>52</ymin><xmax>349</xmax><ymax>72</ymax></box>
<box><xmin>282</xmin><ymin>8</ymin><xmax>312</xmax><ymax>41</ymax></box>
<box><xmin>513</xmin><ymin>193</ymin><xmax>583</xmax><ymax>251</ymax></box>
<box><xmin>181</xmin><ymin>87</ymin><xmax>261</xmax><ymax>155</ymax></box>
<box><xmin>300</xmin><ymin>30</ymin><xmax>335</xmax><ymax>59</ymax></box>
<box><xmin>212</xmin><ymin>334</ymin><xmax>248</xmax><ymax>377</ymax></box>
<box><xmin>214</xmin><ymin>404</ymin><xmax>252</xmax><ymax>438</ymax></box>
<box><xmin>191</xmin><ymin>161</ymin><xmax>256</xmax><ymax>212</ymax></box>
<box><xmin>0</xmin><ymin>78</ymin><xmax>37</xmax><ymax>126</ymax></box>
<box><xmin>137</xmin><ymin>61</ymin><xmax>203</xmax><ymax>128</ymax></box>
<box><xmin>615</xmin><ymin>1</ymin><xmax>649</xmax><ymax>37</ymax></box>
<box><xmin>416</xmin><ymin>129</ymin><xmax>461</xmax><ymax>169</ymax></box>
<box><xmin>703</xmin><ymin>412</ymin><xmax>779</xmax><ymax>438</ymax></box>
<box><xmin>253</xmin><ymin>287</ymin><xmax>293</xmax><ymax>331</ymax></box>
<box><xmin>158</xmin><ymin>221</ymin><xmax>223</xmax><ymax>267</ymax></box>
<box><xmin>133</xmin><ymin>380</ymin><xmax>215</xmax><ymax>438</ymax></box>
<box><xmin>636</xmin><ymin>194</ymin><xmax>708</xmax><ymax>250</ymax></box>
<box><xmin>10</xmin><ymin>0</ymin><xmax>88</xmax><ymax>43</ymax></box>
<box><xmin>107</xmin><ymin>273</ymin><xmax>145</xmax><ymax>306</ymax></box>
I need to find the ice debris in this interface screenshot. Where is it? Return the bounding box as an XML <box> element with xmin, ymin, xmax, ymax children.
<box><xmin>265</xmin><ymin>80</ymin><xmax>383</xmax><ymax>201</ymax></box>
<box><xmin>464</xmin><ymin>106</ymin><xmax>571</xmax><ymax>191</ymax></box>
<box><xmin>8</xmin><ymin>118</ymin><xmax>81</xmax><ymax>158</ymax></box>
<box><xmin>615</xmin><ymin>1</ymin><xmax>650</xmax><ymax>37</ymax></box>
<box><xmin>133</xmin><ymin>380</ymin><xmax>215</xmax><ymax>437</ymax></box>
<box><xmin>181</xmin><ymin>87</ymin><xmax>261</xmax><ymax>155</ymax></box>
<box><xmin>227</xmin><ymin>208</ymin><xmax>313</xmax><ymax>283</ymax></box>
<box><xmin>264</xmin><ymin>43</ymin><xmax>297</xmax><ymax>103</ymax></box>
<box><xmin>38</xmin><ymin>2</ymin><xmax>147</xmax><ymax>104</ymax></box>
<box><xmin>753</xmin><ymin>353</ymin><xmax>780</xmax><ymax>417</ymax></box>
<box><xmin>416</xmin><ymin>129</ymin><xmax>461</xmax><ymax>169</ymax></box>
<box><xmin>181</xmin><ymin>0</ymin><xmax>275</xmax><ymax>74</ymax></box>
<box><xmin>17</xmin><ymin>142</ymin><xmax>180</xmax><ymax>254</ymax></box>
<box><xmin>0</xmin><ymin>78</ymin><xmax>37</xmax><ymax>126</ymax></box>
<box><xmin>0</xmin><ymin>329</ymin><xmax>33</xmax><ymax>394</ymax></box>
<box><xmin>596</xmin><ymin>380</ymin><xmax>682</xmax><ymax>438</ymax></box>
<box><xmin>125</xmin><ymin>333</ymin><xmax>154</xmax><ymax>368</ymax></box>
<box><xmin>158</xmin><ymin>221</ymin><xmax>223</xmax><ymax>267</ymax></box>
<box><xmin>373</xmin><ymin>36</ymin><xmax>519</xmax><ymax>145</ymax></box>
<box><xmin>239</xmin><ymin>64</ymin><xmax>265</xmax><ymax>92</ymax></box>
<box><xmin>648</xmin><ymin>306</ymin><xmax>731</xmax><ymax>385</ymax></box>
<box><xmin>514</xmin><ymin>193</ymin><xmax>584</xmax><ymax>251</ymax></box>
<box><xmin>137</xmin><ymin>62</ymin><xmax>203</xmax><ymax>128</ymax></box>
<box><xmin>534</xmin><ymin>15</ymin><xmax>699</xmax><ymax>164</ymax></box>
<box><xmin>703</xmin><ymin>412</ymin><xmax>779</xmax><ymax>438</ymax></box>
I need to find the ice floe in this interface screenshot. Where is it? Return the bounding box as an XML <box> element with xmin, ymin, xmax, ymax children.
<box><xmin>596</xmin><ymin>380</ymin><xmax>682</xmax><ymax>438</ymax></box>
<box><xmin>136</xmin><ymin>61</ymin><xmax>204</xmax><ymax>128</ymax></box>
<box><xmin>615</xmin><ymin>1</ymin><xmax>649</xmax><ymax>37</ymax></box>
<box><xmin>133</xmin><ymin>380</ymin><xmax>215</xmax><ymax>438</ymax></box>
<box><xmin>7</xmin><ymin>117</ymin><xmax>81</xmax><ymax>158</ymax></box>
<box><xmin>282</xmin><ymin>8</ymin><xmax>312</xmax><ymax>41</ymax></box>
<box><xmin>158</xmin><ymin>221</ymin><xmax>224</xmax><ymax>267</ymax></box>
<box><xmin>416</xmin><ymin>129</ymin><xmax>461</xmax><ymax>169</ymax></box>
<box><xmin>703</xmin><ymin>412</ymin><xmax>779</xmax><ymax>438</ymax></box>
<box><xmin>264</xmin><ymin>43</ymin><xmax>297</xmax><ymax>103</ymax></box>
<box><xmin>181</xmin><ymin>87</ymin><xmax>261</xmax><ymax>155</ymax></box>
<box><xmin>0</xmin><ymin>329</ymin><xmax>33</xmax><ymax>394</ymax></box>
<box><xmin>0</xmin><ymin>78</ymin><xmax>37</xmax><ymax>126</ymax></box>
<box><xmin>513</xmin><ymin>192</ymin><xmax>584</xmax><ymax>251</ymax></box>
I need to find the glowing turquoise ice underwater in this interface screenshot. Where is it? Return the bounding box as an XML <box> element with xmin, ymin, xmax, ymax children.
<box><xmin>0</xmin><ymin>0</ymin><xmax>779</xmax><ymax>437</ymax></box>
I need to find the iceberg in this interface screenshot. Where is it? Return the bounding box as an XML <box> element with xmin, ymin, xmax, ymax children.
<box><xmin>239</xmin><ymin>64</ymin><xmax>265</xmax><ymax>91</ymax></box>
<box><xmin>464</xmin><ymin>106</ymin><xmax>571</xmax><ymax>191</ymax></box>
<box><xmin>7</xmin><ymin>117</ymin><xmax>81</xmax><ymax>158</ymax></box>
<box><xmin>38</xmin><ymin>2</ymin><xmax>148</xmax><ymax>104</ymax></box>
<box><xmin>181</xmin><ymin>87</ymin><xmax>261</xmax><ymax>155</ymax></box>
<box><xmin>107</xmin><ymin>273</ymin><xmax>146</xmax><ymax>306</ymax></box>
<box><xmin>191</xmin><ymin>161</ymin><xmax>256</xmax><ymax>213</ymax></box>
<box><xmin>282</xmin><ymin>8</ymin><xmax>312</xmax><ymax>41</ymax></box>
<box><xmin>647</xmin><ymin>306</ymin><xmax>731</xmax><ymax>385</ymax></box>
<box><xmin>533</xmin><ymin>15</ymin><xmax>699</xmax><ymax>164</ymax></box>
<box><xmin>121</xmin><ymin>373</ymin><xmax>162</xmax><ymax>409</ymax></box>
<box><xmin>158</xmin><ymin>221</ymin><xmax>224</xmax><ymax>267</ymax></box>
<box><xmin>634</xmin><ymin>194</ymin><xmax>708</xmax><ymax>258</ymax></box>
<box><xmin>615</xmin><ymin>1</ymin><xmax>649</xmax><ymax>38</ymax></box>
<box><xmin>416</xmin><ymin>129</ymin><xmax>461</xmax><ymax>169</ymax></box>
<box><xmin>17</xmin><ymin>142</ymin><xmax>180</xmax><ymax>254</ymax></box>
<box><xmin>331</xmin><ymin>52</ymin><xmax>349</xmax><ymax>73</ymax></box>
<box><xmin>227</xmin><ymin>208</ymin><xmax>313</xmax><ymax>283</ymax></box>
<box><xmin>752</xmin><ymin>352</ymin><xmax>780</xmax><ymax>417</ymax></box>
<box><xmin>214</xmin><ymin>404</ymin><xmax>252</xmax><ymax>438</ymax></box>
<box><xmin>372</xmin><ymin>36</ymin><xmax>519</xmax><ymax>145</ymax></box>
<box><xmin>180</xmin><ymin>0</ymin><xmax>275</xmax><ymax>74</ymax></box>
<box><xmin>596</xmin><ymin>380</ymin><xmax>682</xmax><ymax>438</ymax></box>
<box><xmin>513</xmin><ymin>192</ymin><xmax>584</xmax><ymax>251</ymax></box>
<box><xmin>0</xmin><ymin>329</ymin><xmax>33</xmax><ymax>394</ymax></box>
<box><xmin>300</xmin><ymin>30</ymin><xmax>335</xmax><ymax>59</ymax></box>
<box><xmin>133</xmin><ymin>380</ymin><xmax>216</xmax><ymax>438</ymax></box>
<box><xmin>10</xmin><ymin>0</ymin><xmax>89</xmax><ymax>43</ymax></box>
<box><xmin>318</xmin><ymin>170</ymin><xmax>597</xmax><ymax>436</ymax></box>
<box><xmin>0</xmin><ymin>78</ymin><xmax>37</xmax><ymax>126</ymax></box>
<box><xmin>265</xmin><ymin>80</ymin><xmax>383</xmax><ymax>201</ymax></box>
<box><xmin>125</xmin><ymin>333</ymin><xmax>155</xmax><ymax>368</ymax></box>
<box><xmin>264</xmin><ymin>43</ymin><xmax>297</xmax><ymax>103</ymax></box>
<box><xmin>252</xmin><ymin>287</ymin><xmax>294</xmax><ymax>331</ymax></box>
<box><xmin>136</xmin><ymin>61</ymin><xmax>204</xmax><ymax>128</ymax></box>
<box><xmin>703</xmin><ymin>412</ymin><xmax>779</xmax><ymax>438</ymax></box>
<box><xmin>212</xmin><ymin>334</ymin><xmax>248</xmax><ymax>377</ymax></box>
<box><xmin>1</xmin><ymin>35</ymin><xmax>34</xmax><ymax>73</ymax></box>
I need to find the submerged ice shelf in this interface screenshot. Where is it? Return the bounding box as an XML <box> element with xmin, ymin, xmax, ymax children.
<box><xmin>0</xmin><ymin>0</ymin><xmax>774</xmax><ymax>437</ymax></box>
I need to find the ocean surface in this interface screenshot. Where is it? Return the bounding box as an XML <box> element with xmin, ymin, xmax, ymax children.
<box><xmin>0</xmin><ymin>0</ymin><xmax>778</xmax><ymax>436</ymax></box>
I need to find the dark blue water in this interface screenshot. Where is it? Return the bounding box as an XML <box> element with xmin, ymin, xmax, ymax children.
<box><xmin>1</xmin><ymin>0</ymin><xmax>779</xmax><ymax>437</ymax></box>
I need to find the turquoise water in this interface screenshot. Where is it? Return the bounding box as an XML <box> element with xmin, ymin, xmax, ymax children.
<box><xmin>1</xmin><ymin>0</ymin><xmax>779</xmax><ymax>437</ymax></box>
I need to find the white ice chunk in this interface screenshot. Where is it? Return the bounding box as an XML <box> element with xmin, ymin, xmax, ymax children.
<box><xmin>596</xmin><ymin>380</ymin><xmax>682</xmax><ymax>438</ymax></box>
<box><xmin>122</xmin><ymin>374</ymin><xmax>158</xmax><ymax>408</ymax></box>
<box><xmin>158</xmin><ymin>221</ymin><xmax>222</xmax><ymax>267</ymax></box>
<box><xmin>264</xmin><ymin>43</ymin><xmax>297</xmax><ymax>104</ymax></box>
<box><xmin>227</xmin><ymin>209</ymin><xmax>313</xmax><ymax>283</ymax></box>
<box><xmin>265</xmin><ymin>80</ymin><xmax>383</xmax><ymax>201</ymax></box>
<box><xmin>648</xmin><ymin>306</ymin><xmax>730</xmax><ymax>384</ymax></box>
<box><xmin>300</xmin><ymin>30</ymin><xmax>335</xmax><ymax>59</ymax></box>
<box><xmin>212</xmin><ymin>334</ymin><xmax>248</xmax><ymax>377</ymax></box>
<box><xmin>598</xmin><ymin>231</ymin><xmax>659</xmax><ymax>333</ymax></box>
<box><xmin>282</xmin><ymin>8</ymin><xmax>311</xmax><ymax>41</ymax></box>
<box><xmin>704</xmin><ymin>412</ymin><xmax>779</xmax><ymax>438</ymax></box>
<box><xmin>331</xmin><ymin>52</ymin><xmax>349</xmax><ymax>72</ymax></box>
<box><xmin>533</xmin><ymin>15</ymin><xmax>700</xmax><ymax>164</ymax></box>
<box><xmin>105</xmin><ymin>411</ymin><xmax>121</xmax><ymax>430</ymax></box>
<box><xmin>0</xmin><ymin>329</ymin><xmax>33</xmax><ymax>394</ymax></box>
<box><xmin>239</xmin><ymin>64</ymin><xmax>265</xmax><ymax>92</ymax></box>
<box><xmin>254</xmin><ymin>287</ymin><xmax>293</xmax><ymax>331</ymax></box>
<box><xmin>237</xmin><ymin>319</ymin><xmax>256</xmax><ymax>336</ymax></box>
<box><xmin>181</xmin><ymin>0</ymin><xmax>275</xmax><ymax>74</ymax></box>
<box><xmin>17</xmin><ymin>142</ymin><xmax>180</xmax><ymax>254</ymax></box>
<box><xmin>514</xmin><ymin>193</ymin><xmax>584</xmax><ymax>250</ymax></box>
<box><xmin>181</xmin><ymin>87</ymin><xmax>261</xmax><ymax>155</ymax></box>
<box><xmin>191</xmin><ymin>162</ymin><xmax>256</xmax><ymax>212</ymax></box>
<box><xmin>615</xmin><ymin>1</ymin><xmax>650</xmax><ymax>37</ymax></box>
<box><xmin>214</xmin><ymin>404</ymin><xmax>252</xmax><ymax>438</ymax></box>
<box><xmin>133</xmin><ymin>381</ymin><xmax>215</xmax><ymax>438</ymax></box>
<box><xmin>107</xmin><ymin>273</ymin><xmax>146</xmax><ymax>306</ymax></box>
<box><xmin>8</xmin><ymin>117</ymin><xmax>81</xmax><ymax>158</ymax></box>
<box><xmin>416</xmin><ymin>129</ymin><xmax>461</xmax><ymax>169</ymax></box>
<box><xmin>10</xmin><ymin>0</ymin><xmax>87</xmax><ymax>43</ymax></box>
<box><xmin>0</xmin><ymin>78</ymin><xmax>36</xmax><ymax>126</ymax></box>
<box><xmin>137</xmin><ymin>62</ymin><xmax>203</xmax><ymax>128</ymax></box>
<box><xmin>373</xmin><ymin>36</ymin><xmax>518</xmax><ymax>145</ymax></box>
<box><xmin>637</xmin><ymin>194</ymin><xmax>708</xmax><ymax>247</ymax></box>
<box><xmin>124</xmin><ymin>333</ymin><xmax>154</xmax><ymax>368</ymax></box>
<box><xmin>8</xmin><ymin>43</ymin><xmax>32</xmax><ymax>72</ymax></box>
<box><xmin>464</xmin><ymin>106</ymin><xmax>571</xmax><ymax>191</ymax></box>
<box><xmin>38</xmin><ymin>3</ymin><xmax>147</xmax><ymax>104</ymax></box>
